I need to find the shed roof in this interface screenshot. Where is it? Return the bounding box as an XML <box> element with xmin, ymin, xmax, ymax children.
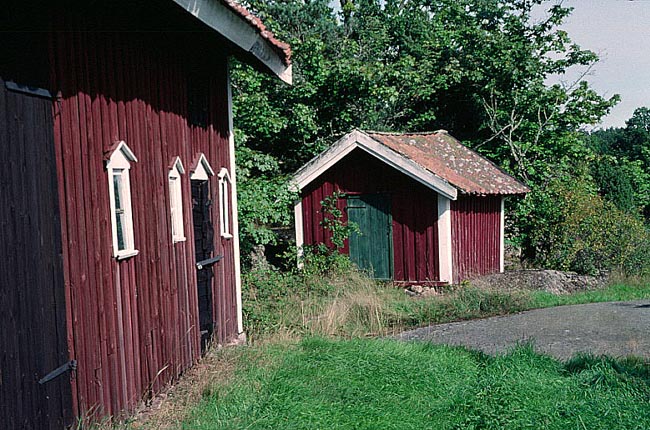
<box><xmin>367</xmin><ymin>131</ymin><xmax>530</xmax><ymax>195</ymax></box>
<box><xmin>294</xmin><ymin>129</ymin><xmax>529</xmax><ymax>198</ymax></box>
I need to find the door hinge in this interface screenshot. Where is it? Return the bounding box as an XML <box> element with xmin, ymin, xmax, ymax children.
<box><xmin>196</xmin><ymin>255</ymin><xmax>223</xmax><ymax>270</ymax></box>
<box><xmin>39</xmin><ymin>360</ymin><xmax>77</xmax><ymax>385</ymax></box>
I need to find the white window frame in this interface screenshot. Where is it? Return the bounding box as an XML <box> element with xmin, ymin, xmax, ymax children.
<box><xmin>190</xmin><ymin>153</ymin><xmax>215</xmax><ymax>181</ymax></box>
<box><xmin>169</xmin><ymin>157</ymin><xmax>186</xmax><ymax>243</ymax></box>
<box><xmin>107</xmin><ymin>141</ymin><xmax>138</xmax><ymax>260</ymax></box>
<box><xmin>218</xmin><ymin>168</ymin><xmax>233</xmax><ymax>239</ymax></box>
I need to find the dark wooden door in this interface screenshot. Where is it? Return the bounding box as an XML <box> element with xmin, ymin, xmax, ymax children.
<box><xmin>192</xmin><ymin>180</ymin><xmax>215</xmax><ymax>352</ymax></box>
<box><xmin>347</xmin><ymin>194</ymin><xmax>393</xmax><ymax>280</ymax></box>
<box><xmin>0</xmin><ymin>78</ymin><xmax>73</xmax><ymax>429</ymax></box>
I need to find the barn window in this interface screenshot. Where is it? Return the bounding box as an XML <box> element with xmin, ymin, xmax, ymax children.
<box><xmin>107</xmin><ymin>141</ymin><xmax>138</xmax><ymax>259</ymax></box>
<box><xmin>169</xmin><ymin>157</ymin><xmax>186</xmax><ymax>243</ymax></box>
<box><xmin>218</xmin><ymin>168</ymin><xmax>232</xmax><ymax>238</ymax></box>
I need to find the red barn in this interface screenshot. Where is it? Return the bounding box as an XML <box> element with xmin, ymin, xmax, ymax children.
<box><xmin>294</xmin><ymin>130</ymin><xmax>529</xmax><ymax>285</ymax></box>
<box><xmin>0</xmin><ymin>0</ymin><xmax>290</xmax><ymax>428</ymax></box>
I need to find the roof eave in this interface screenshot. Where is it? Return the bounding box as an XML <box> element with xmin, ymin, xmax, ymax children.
<box><xmin>293</xmin><ymin>130</ymin><xmax>458</xmax><ymax>200</ymax></box>
<box><xmin>172</xmin><ymin>0</ymin><xmax>292</xmax><ymax>84</ymax></box>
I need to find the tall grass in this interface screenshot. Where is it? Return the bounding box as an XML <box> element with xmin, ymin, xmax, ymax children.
<box><xmin>243</xmin><ymin>263</ymin><xmax>650</xmax><ymax>343</ymax></box>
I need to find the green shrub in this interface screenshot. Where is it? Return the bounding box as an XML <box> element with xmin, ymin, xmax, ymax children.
<box><xmin>519</xmin><ymin>172</ymin><xmax>650</xmax><ymax>276</ymax></box>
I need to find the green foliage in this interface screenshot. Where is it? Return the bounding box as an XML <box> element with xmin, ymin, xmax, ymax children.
<box><xmin>518</xmin><ymin>171</ymin><xmax>650</xmax><ymax>276</ymax></box>
<box><xmin>234</xmin><ymin>0</ymin><xmax>616</xmax><ymax>179</ymax></box>
<box><xmin>587</xmin><ymin>107</ymin><xmax>650</xmax><ymax>218</ymax></box>
<box><xmin>234</xmin><ymin>132</ymin><xmax>297</xmax><ymax>265</ymax></box>
<box><xmin>185</xmin><ymin>339</ymin><xmax>650</xmax><ymax>429</ymax></box>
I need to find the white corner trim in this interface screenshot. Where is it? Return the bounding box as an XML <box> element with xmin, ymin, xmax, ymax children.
<box><xmin>437</xmin><ymin>195</ymin><xmax>453</xmax><ymax>285</ymax></box>
<box><xmin>172</xmin><ymin>0</ymin><xmax>292</xmax><ymax>84</ymax></box>
<box><xmin>293</xmin><ymin>130</ymin><xmax>457</xmax><ymax>200</ymax></box>
<box><xmin>500</xmin><ymin>197</ymin><xmax>505</xmax><ymax>273</ymax></box>
<box><xmin>294</xmin><ymin>199</ymin><xmax>304</xmax><ymax>269</ymax></box>
<box><xmin>190</xmin><ymin>153</ymin><xmax>215</xmax><ymax>180</ymax></box>
<box><xmin>227</xmin><ymin>73</ymin><xmax>244</xmax><ymax>335</ymax></box>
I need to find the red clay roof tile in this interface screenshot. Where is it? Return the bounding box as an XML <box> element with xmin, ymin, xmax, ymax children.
<box><xmin>220</xmin><ymin>0</ymin><xmax>291</xmax><ymax>66</ymax></box>
<box><xmin>367</xmin><ymin>131</ymin><xmax>529</xmax><ymax>195</ymax></box>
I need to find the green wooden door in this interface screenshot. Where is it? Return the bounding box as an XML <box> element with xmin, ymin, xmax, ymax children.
<box><xmin>347</xmin><ymin>194</ymin><xmax>393</xmax><ymax>280</ymax></box>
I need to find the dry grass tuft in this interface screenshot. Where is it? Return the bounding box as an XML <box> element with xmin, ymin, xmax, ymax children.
<box><xmin>123</xmin><ymin>347</ymin><xmax>240</xmax><ymax>430</ymax></box>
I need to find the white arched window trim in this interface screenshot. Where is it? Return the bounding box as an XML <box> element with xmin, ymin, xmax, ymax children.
<box><xmin>169</xmin><ymin>157</ymin><xmax>186</xmax><ymax>243</ymax></box>
<box><xmin>107</xmin><ymin>141</ymin><xmax>138</xmax><ymax>260</ymax></box>
<box><xmin>218</xmin><ymin>168</ymin><xmax>233</xmax><ymax>239</ymax></box>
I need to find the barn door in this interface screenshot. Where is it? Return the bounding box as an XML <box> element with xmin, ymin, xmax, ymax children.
<box><xmin>347</xmin><ymin>194</ymin><xmax>393</xmax><ymax>280</ymax></box>
<box><xmin>0</xmin><ymin>78</ymin><xmax>73</xmax><ymax>429</ymax></box>
<box><xmin>191</xmin><ymin>180</ymin><xmax>215</xmax><ymax>352</ymax></box>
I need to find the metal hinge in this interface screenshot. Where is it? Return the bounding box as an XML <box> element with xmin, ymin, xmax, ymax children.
<box><xmin>196</xmin><ymin>255</ymin><xmax>223</xmax><ymax>270</ymax></box>
<box><xmin>39</xmin><ymin>360</ymin><xmax>77</xmax><ymax>385</ymax></box>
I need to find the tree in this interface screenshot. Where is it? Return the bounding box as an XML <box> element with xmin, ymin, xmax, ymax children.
<box><xmin>232</xmin><ymin>0</ymin><xmax>620</xmax><ymax>265</ymax></box>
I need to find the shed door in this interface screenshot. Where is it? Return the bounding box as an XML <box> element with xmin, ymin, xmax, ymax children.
<box><xmin>347</xmin><ymin>194</ymin><xmax>393</xmax><ymax>280</ymax></box>
<box><xmin>192</xmin><ymin>180</ymin><xmax>215</xmax><ymax>352</ymax></box>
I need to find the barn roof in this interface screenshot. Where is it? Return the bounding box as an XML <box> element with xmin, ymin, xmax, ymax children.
<box><xmin>293</xmin><ymin>129</ymin><xmax>529</xmax><ymax>199</ymax></box>
<box><xmin>172</xmin><ymin>0</ymin><xmax>292</xmax><ymax>83</ymax></box>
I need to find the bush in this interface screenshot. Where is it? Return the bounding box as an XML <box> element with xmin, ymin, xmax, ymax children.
<box><xmin>519</xmin><ymin>172</ymin><xmax>650</xmax><ymax>276</ymax></box>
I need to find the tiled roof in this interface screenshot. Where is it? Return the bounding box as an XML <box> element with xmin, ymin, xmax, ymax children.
<box><xmin>366</xmin><ymin>131</ymin><xmax>529</xmax><ymax>195</ymax></box>
<box><xmin>220</xmin><ymin>0</ymin><xmax>291</xmax><ymax>66</ymax></box>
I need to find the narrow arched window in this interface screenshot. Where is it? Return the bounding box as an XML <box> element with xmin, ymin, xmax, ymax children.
<box><xmin>169</xmin><ymin>157</ymin><xmax>186</xmax><ymax>243</ymax></box>
<box><xmin>218</xmin><ymin>168</ymin><xmax>232</xmax><ymax>238</ymax></box>
<box><xmin>107</xmin><ymin>141</ymin><xmax>138</xmax><ymax>259</ymax></box>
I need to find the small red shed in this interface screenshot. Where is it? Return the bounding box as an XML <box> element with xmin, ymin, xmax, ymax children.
<box><xmin>293</xmin><ymin>129</ymin><xmax>529</xmax><ymax>285</ymax></box>
<box><xmin>0</xmin><ymin>0</ymin><xmax>290</xmax><ymax>428</ymax></box>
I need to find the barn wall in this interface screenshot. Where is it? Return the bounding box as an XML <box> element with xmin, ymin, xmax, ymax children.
<box><xmin>0</xmin><ymin>74</ymin><xmax>73</xmax><ymax>429</ymax></box>
<box><xmin>49</xmin><ymin>6</ymin><xmax>238</xmax><ymax>419</ymax></box>
<box><xmin>301</xmin><ymin>149</ymin><xmax>440</xmax><ymax>283</ymax></box>
<box><xmin>451</xmin><ymin>195</ymin><xmax>502</xmax><ymax>282</ymax></box>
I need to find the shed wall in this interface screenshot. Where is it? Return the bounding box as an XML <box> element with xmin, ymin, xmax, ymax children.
<box><xmin>50</xmin><ymin>7</ymin><xmax>238</xmax><ymax>418</ymax></box>
<box><xmin>451</xmin><ymin>195</ymin><xmax>501</xmax><ymax>282</ymax></box>
<box><xmin>301</xmin><ymin>149</ymin><xmax>440</xmax><ymax>283</ymax></box>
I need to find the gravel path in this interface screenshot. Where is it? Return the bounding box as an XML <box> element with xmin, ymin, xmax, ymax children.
<box><xmin>397</xmin><ymin>300</ymin><xmax>650</xmax><ymax>360</ymax></box>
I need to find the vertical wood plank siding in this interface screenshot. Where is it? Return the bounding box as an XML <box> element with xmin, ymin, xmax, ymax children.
<box><xmin>49</xmin><ymin>18</ymin><xmax>238</xmax><ymax>419</ymax></box>
<box><xmin>301</xmin><ymin>149</ymin><xmax>440</xmax><ymax>283</ymax></box>
<box><xmin>451</xmin><ymin>195</ymin><xmax>501</xmax><ymax>282</ymax></box>
<box><xmin>0</xmin><ymin>77</ymin><xmax>73</xmax><ymax>429</ymax></box>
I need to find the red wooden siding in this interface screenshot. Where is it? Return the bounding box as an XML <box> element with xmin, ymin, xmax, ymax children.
<box><xmin>301</xmin><ymin>149</ymin><xmax>440</xmax><ymax>283</ymax></box>
<box><xmin>451</xmin><ymin>195</ymin><xmax>501</xmax><ymax>282</ymax></box>
<box><xmin>49</xmin><ymin>9</ymin><xmax>238</xmax><ymax>419</ymax></box>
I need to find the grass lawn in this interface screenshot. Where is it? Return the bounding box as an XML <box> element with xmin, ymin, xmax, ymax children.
<box><xmin>183</xmin><ymin>338</ymin><xmax>650</xmax><ymax>430</ymax></box>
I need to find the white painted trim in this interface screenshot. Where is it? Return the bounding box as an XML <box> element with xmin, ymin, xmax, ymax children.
<box><xmin>218</xmin><ymin>168</ymin><xmax>232</xmax><ymax>238</ymax></box>
<box><xmin>437</xmin><ymin>195</ymin><xmax>453</xmax><ymax>285</ymax></box>
<box><xmin>169</xmin><ymin>157</ymin><xmax>187</xmax><ymax>243</ymax></box>
<box><xmin>227</xmin><ymin>73</ymin><xmax>244</xmax><ymax>336</ymax></box>
<box><xmin>190</xmin><ymin>153</ymin><xmax>215</xmax><ymax>180</ymax></box>
<box><xmin>172</xmin><ymin>0</ymin><xmax>292</xmax><ymax>84</ymax></box>
<box><xmin>294</xmin><ymin>199</ymin><xmax>304</xmax><ymax>268</ymax></box>
<box><xmin>107</xmin><ymin>142</ymin><xmax>138</xmax><ymax>260</ymax></box>
<box><xmin>293</xmin><ymin>130</ymin><xmax>457</xmax><ymax>200</ymax></box>
<box><xmin>500</xmin><ymin>197</ymin><xmax>505</xmax><ymax>273</ymax></box>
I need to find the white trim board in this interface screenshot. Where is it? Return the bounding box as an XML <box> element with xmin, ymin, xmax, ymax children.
<box><xmin>293</xmin><ymin>129</ymin><xmax>457</xmax><ymax>200</ymax></box>
<box><xmin>172</xmin><ymin>0</ymin><xmax>292</xmax><ymax>84</ymax></box>
<box><xmin>227</xmin><ymin>72</ymin><xmax>244</xmax><ymax>336</ymax></box>
<box><xmin>437</xmin><ymin>195</ymin><xmax>453</xmax><ymax>285</ymax></box>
